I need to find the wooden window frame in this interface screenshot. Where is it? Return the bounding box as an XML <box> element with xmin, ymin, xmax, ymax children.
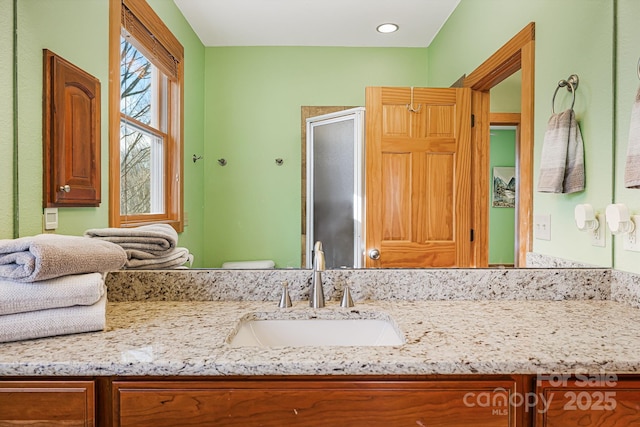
<box><xmin>109</xmin><ymin>0</ymin><xmax>184</xmax><ymax>232</ymax></box>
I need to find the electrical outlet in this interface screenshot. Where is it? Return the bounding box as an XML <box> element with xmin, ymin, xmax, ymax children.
<box><xmin>534</xmin><ymin>214</ymin><xmax>551</xmax><ymax>240</ymax></box>
<box><xmin>591</xmin><ymin>214</ymin><xmax>605</xmax><ymax>247</ymax></box>
<box><xmin>623</xmin><ymin>215</ymin><xmax>640</xmax><ymax>252</ymax></box>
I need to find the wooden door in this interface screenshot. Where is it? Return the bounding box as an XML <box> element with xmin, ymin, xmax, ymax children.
<box><xmin>365</xmin><ymin>87</ymin><xmax>472</xmax><ymax>267</ymax></box>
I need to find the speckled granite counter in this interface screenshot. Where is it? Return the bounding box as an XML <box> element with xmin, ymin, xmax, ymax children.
<box><xmin>1</xmin><ymin>299</ymin><xmax>639</xmax><ymax>377</ymax></box>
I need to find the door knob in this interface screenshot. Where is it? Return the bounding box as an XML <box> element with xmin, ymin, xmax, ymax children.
<box><xmin>59</xmin><ymin>185</ymin><xmax>71</xmax><ymax>193</ymax></box>
<box><xmin>368</xmin><ymin>248</ymin><xmax>380</xmax><ymax>260</ymax></box>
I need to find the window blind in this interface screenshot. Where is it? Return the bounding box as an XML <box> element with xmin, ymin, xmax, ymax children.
<box><xmin>121</xmin><ymin>4</ymin><xmax>179</xmax><ymax>79</ymax></box>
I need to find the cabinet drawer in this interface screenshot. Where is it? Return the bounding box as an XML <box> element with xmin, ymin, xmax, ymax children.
<box><xmin>536</xmin><ymin>378</ymin><xmax>640</xmax><ymax>426</ymax></box>
<box><xmin>114</xmin><ymin>379</ymin><xmax>517</xmax><ymax>427</ymax></box>
<box><xmin>0</xmin><ymin>380</ymin><xmax>95</xmax><ymax>427</ymax></box>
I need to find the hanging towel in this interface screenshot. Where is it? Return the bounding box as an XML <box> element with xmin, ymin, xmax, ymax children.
<box><xmin>0</xmin><ymin>293</ymin><xmax>106</xmax><ymax>343</ymax></box>
<box><xmin>624</xmin><ymin>86</ymin><xmax>640</xmax><ymax>188</ymax></box>
<box><xmin>537</xmin><ymin>109</ymin><xmax>585</xmax><ymax>193</ymax></box>
<box><xmin>0</xmin><ymin>272</ymin><xmax>105</xmax><ymax>316</ymax></box>
<box><xmin>84</xmin><ymin>224</ymin><xmax>178</xmax><ymax>257</ymax></box>
<box><xmin>563</xmin><ymin>111</ymin><xmax>585</xmax><ymax>193</ymax></box>
<box><xmin>0</xmin><ymin>234</ymin><xmax>127</xmax><ymax>283</ymax></box>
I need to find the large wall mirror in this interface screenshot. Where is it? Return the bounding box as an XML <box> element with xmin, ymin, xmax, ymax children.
<box><xmin>9</xmin><ymin>0</ymin><xmax>615</xmax><ymax>269</ymax></box>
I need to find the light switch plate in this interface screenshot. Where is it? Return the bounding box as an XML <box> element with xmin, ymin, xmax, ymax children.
<box><xmin>43</xmin><ymin>208</ymin><xmax>58</xmax><ymax>230</ymax></box>
<box><xmin>534</xmin><ymin>214</ymin><xmax>551</xmax><ymax>240</ymax></box>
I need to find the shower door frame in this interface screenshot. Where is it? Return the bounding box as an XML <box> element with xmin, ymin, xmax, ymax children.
<box><xmin>305</xmin><ymin>107</ymin><xmax>365</xmax><ymax>269</ymax></box>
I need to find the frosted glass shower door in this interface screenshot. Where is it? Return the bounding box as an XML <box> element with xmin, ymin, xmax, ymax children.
<box><xmin>306</xmin><ymin>108</ymin><xmax>365</xmax><ymax>268</ymax></box>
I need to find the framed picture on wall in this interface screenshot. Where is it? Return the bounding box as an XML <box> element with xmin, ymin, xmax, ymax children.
<box><xmin>492</xmin><ymin>167</ymin><xmax>516</xmax><ymax>208</ymax></box>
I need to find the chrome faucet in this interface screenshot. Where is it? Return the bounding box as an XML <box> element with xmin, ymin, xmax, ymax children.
<box><xmin>310</xmin><ymin>241</ymin><xmax>325</xmax><ymax>308</ymax></box>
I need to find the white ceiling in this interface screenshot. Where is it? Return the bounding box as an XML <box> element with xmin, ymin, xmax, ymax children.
<box><xmin>172</xmin><ymin>0</ymin><xmax>461</xmax><ymax>48</ymax></box>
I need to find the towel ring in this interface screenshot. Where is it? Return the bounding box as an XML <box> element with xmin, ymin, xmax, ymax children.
<box><xmin>552</xmin><ymin>74</ymin><xmax>579</xmax><ymax>114</ymax></box>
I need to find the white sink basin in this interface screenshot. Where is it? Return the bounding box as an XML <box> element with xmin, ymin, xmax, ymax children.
<box><xmin>228</xmin><ymin>318</ymin><xmax>404</xmax><ymax>347</ymax></box>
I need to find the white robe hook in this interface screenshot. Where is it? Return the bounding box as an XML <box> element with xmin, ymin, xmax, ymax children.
<box><xmin>407</xmin><ymin>86</ymin><xmax>422</xmax><ymax>113</ymax></box>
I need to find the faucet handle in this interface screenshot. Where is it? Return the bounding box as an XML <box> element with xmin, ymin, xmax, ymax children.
<box><xmin>340</xmin><ymin>285</ymin><xmax>354</xmax><ymax>308</ymax></box>
<box><xmin>278</xmin><ymin>281</ymin><xmax>292</xmax><ymax>308</ymax></box>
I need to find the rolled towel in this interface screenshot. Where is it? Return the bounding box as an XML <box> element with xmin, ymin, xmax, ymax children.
<box><xmin>125</xmin><ymin>247</ymin><xmax>193</xmax><ymax>269</ymax></box>
<box><xmin>0</xmin><ymin>272</ymin><xmax>105</xmax><ymax>315</ymax></box>
<box><xmin>84</xmin><ymin>224</ymin><xmax>178</xmax><ymax>257</ymax></box>
<box><xmin>0</xmin><ymin>234</ymin><xmax>127</xmax><ymax>282</ymax></box>
<box><xmin>0</xmin><ymin>293</ymin><xmax>107</xmax><ymax>343</ymax></box>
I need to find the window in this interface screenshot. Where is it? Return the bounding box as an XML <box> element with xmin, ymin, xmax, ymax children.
<box><xmin>109</xmin><ymin>0</ymin><xmax>183</xmax><ymax>231</ymax></box>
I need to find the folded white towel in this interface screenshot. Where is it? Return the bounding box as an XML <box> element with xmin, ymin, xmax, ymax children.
<box><xmin>537</xmin><ymin>109</ymin><xmax>584</xmax><ymax>193</ymax></box>
<box><xmin>125</xmin><ymin>247</ymin><xmax>193</xmax><ymax>269</ymax></box>
<box><xmin>84</xmin><ymin>224</ymin><xmax>178</xmax><ymax>257</ymax></box>
<box><xmin>624</xmin><ymin>86</ymin><xmax>640</xmax><ymax>188</ymax></box>
<box><xmin>0</xmin><ymin>272</ymin><xmax>105</xmax><ymax>315</ymax></box>
<box><xmin>0</xmin><ymin>234</ymin><xmax>127</xmax><ymax>282</ymax></box>
<box><xmin>0</xmin><ymin>293</ymin><xmax>106</xmax><ymax>343</ymax></box>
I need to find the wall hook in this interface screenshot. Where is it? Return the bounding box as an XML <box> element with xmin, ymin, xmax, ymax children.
<box><xmin>275</xmin><ymin>158</ymin><xmax>284</xmax><ymax>166</ymax></box>
<box><xmin>217</xmin><ymin>158</ymin><xmax>227</xmax><ymax>166</ymax></box>
<box><xmin>406</xmin><ymin>86</ymin><xmax>422</xmax><ymax>113</ymax></box>
<box><xmin>192</xmin><ymin>154</ymin><xmax>203</xmax><ymax>163</ymax></box>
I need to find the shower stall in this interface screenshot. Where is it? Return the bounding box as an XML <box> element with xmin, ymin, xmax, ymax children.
<box><xmin>306</xmin><ymin>108</ymin><xmax>365</xmax><ymax>269</ymax></box>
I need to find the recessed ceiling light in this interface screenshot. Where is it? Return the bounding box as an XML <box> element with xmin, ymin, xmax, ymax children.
<box><xmin>376</xmin><ymin>23</ymin><xmax>399</xmax><ymax>34</ymax></box>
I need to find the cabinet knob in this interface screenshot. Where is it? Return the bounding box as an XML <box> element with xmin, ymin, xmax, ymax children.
<box><xmin>368</xmin><ymin>248</ymin><xmax>381</xmax><ymax>260</ymax></box>
<box><xmin>59</xmin><ymin>185</ymin><xmax>71</xmax><ymax>193</ymax></box>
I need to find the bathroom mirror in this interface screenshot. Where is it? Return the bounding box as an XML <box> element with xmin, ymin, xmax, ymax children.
<box><xmin>10</xmin><ymin>0</ymin><xmax>615</xmax><ymax>269</ymax></box>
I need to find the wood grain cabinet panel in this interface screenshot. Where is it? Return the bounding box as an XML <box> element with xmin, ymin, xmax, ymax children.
<box><xmin>43</xmin><ymin>49</ymin><xmax>101</xmax><ymax>207</ymax></box>
<box><xmin>536</xmin><ymin>378</ymin><xmax>640</xmax><ymax>426</ymax></box>
<box><xmin>0</xmin><ymin>380</ymin><xmax>95</xmax><ymax>426</ymax></box>
<box><xmin>114</xmin><ymin>379</ymin><xmax>518</xmax><ymax>427</ymax></box>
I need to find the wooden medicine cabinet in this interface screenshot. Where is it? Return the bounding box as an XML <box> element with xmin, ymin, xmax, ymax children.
<box><xmin>43</xmin><ymin>49</ymin><xmax>101</xmax><ymax>207</ymax></box>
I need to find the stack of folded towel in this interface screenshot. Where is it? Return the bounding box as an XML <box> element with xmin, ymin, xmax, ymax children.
<box><xmin>84</xmin><ymin>224</ymin><xmax>193</xmax><ymax>269</ymax></box>
<box><xmin>0</xmin><ymin>234</ymin><xmax>127</xmax><ymax>342</ymax></box>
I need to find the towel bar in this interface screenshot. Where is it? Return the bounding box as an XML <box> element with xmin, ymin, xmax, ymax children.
<box><xmin>552</xmin><ymin>74</ymin><xmax>579</xmax><ymax>113</ymax></box>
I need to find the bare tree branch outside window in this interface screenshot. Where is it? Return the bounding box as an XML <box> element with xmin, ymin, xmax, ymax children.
<box><xmin>120</xmin><ymin>38</ymin><xmax>164</xmax><ymax>215</ymax></box>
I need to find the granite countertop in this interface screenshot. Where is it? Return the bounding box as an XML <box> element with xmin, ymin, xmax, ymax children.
<box><xmin>1</xmin><ymin>299</ymin><xmax>639</xmax><ymax>377</ymax></box>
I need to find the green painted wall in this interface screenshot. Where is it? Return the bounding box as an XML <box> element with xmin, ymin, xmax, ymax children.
<box><xmin>489</xmin><ymin>129</ymin><xmax>516</xmax><ymax>265</ymax></box>
<box><xmin>0</xmin><ymin>0</ymin><xmax>13</xmax><ymax>239</ymax></box>
<box><xmin>614</xmin><ymin>0</ymin><xmax>640</xmax><ymax>273</ymax></box>
<box><xmin>17</xmin><ymin>0</ymin><xmax>110</xmax><ymax>237</ymax></box>
<box><xmin>427</xmin><ymin>0</ymin><xmax>614</xmax><ymax>267</ymax></box>
<box><xmin>10</xmin><ymin>0</ymin><xmax>205</xmax><ymax>266</ymax></box>
<box><xmin>204</xmin><ymin>47</ymin><xmax>428</xmax><ymax>267</ymax></box>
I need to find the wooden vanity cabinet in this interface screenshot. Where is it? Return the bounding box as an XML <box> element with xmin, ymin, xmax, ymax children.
<box><xmin>535</xmin><ymin>378</ymin><xmax>640</xmax><ymax>426</ymax></box>
<box><xmin>113</xmin><ymin>378</ymin><xmax>521</xmax><ymax>427</ymax></box>
<box><xmin>0</xmin><ymin>380</ymin><xmax>95</xmax><ymax>426</ymax></box>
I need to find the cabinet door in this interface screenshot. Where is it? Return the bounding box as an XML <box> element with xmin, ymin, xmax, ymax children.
<box><xmin>0</xmin><ymin>380</ymin><xmax>95</xmax><ymax>426</ymax></box>
<box><xmin>43</xmin><ymin>49</ymin><xmax>101</xmax><ymax>207</ymax></box>
<box><xmin>114</xmin><ymin>379</ymin><xmax>517</xmax><ymax>427</ymax></box>
<box><xmin>536</xmin><ymin>378</ymin><xmax>640</xmax><ymax>426</ymax></box>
